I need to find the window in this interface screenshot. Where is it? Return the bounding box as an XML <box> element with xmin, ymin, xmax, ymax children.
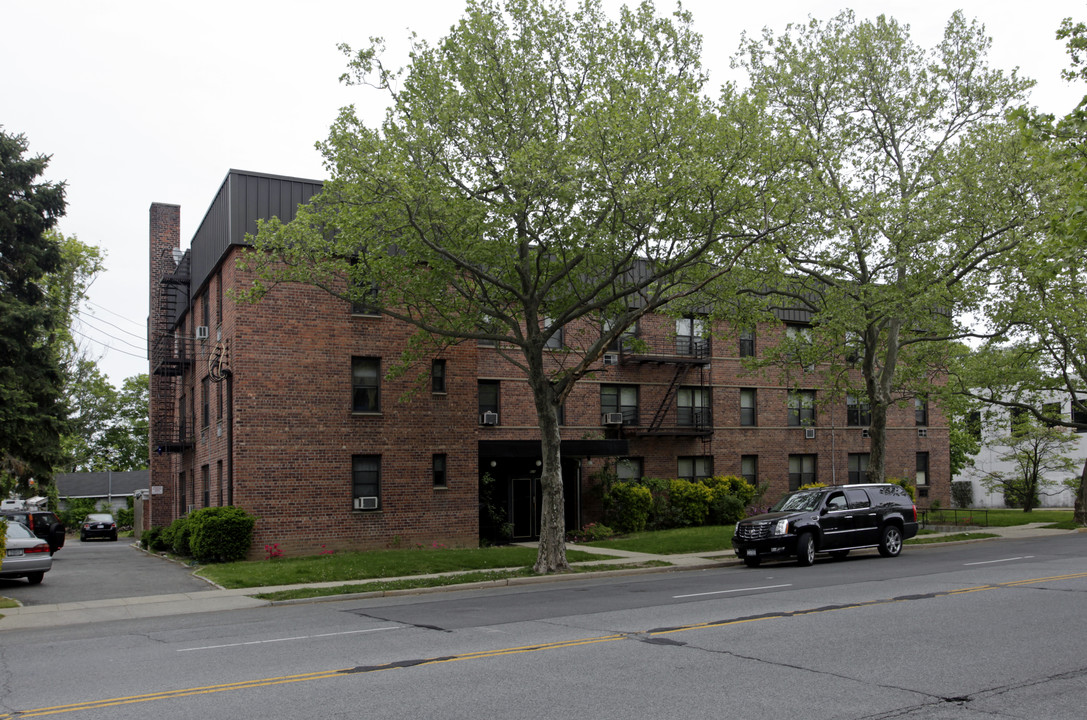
<box><xmin>787</xmin><ymin>390</ymin><xmax>816</xmax><ymax>426</ymax></box>
<box><xmin>601</xmin><ymin>384</ymin><xmax>639</xmax><ymax>424</ymax></box>
<box><xmin>216</xmin><ymin>271</ymin><xmax>223</xmax><ymax>325</ymax></box>
<box><xmin>848</xmin><ymin>453</ymin><xmax>870</xmax><ymax>484</ymax></box>
<box><xmin>217</xmin><ymin>381</ymin><xmax>223</xmax><ymax>421</ymax></box>
<box><xmin>677</xmin><ymin>387</ymin><xmax>711</xmax><ymax>427</ymax></box>
<box><xmin>739</xmin><ymin>329</ymin><xmax>755</xmax><ymax>358</ymax></box>
<box><xmin>847</xmin><ymin>395</ymin><xmax>870</xmax><ymax>427</ymax></box>
<box><xmin>741</xmin><ymin>455</ymin><xmax>758</xmax><ymax>486</ymax></box>
<box><xmin>845</xmin><ymin>331</ymin><xmax>863</xmax><ymax>365</ymax></box>
<box><xmin>967</xmin><ymin>410</ymin><xmax>982</xmax><ymax>442</ymax></box>
<box><xmin>351</xmin><ymin>282</ymin><xmax>380</xmax><ymax>316</ymax></box>
<box><xmin>179</xmin><ymin>394</ymin><xmax>187</xmax><ymax>437</ymax></box>
<box><xmin>678</xmin><ymin>456</ymin><xmax>712</xmax><ymax>481</ymax></box>
<box><xmin>740</xmin><ymin>388</ymin><xmax>757</xmax><ymax>426</ymax></box>
<box><xmin>201</xmin><ymin>291</ymin><xmax>209</xmax><ymax>332</ymax></box>
<box><xmin>788</xmin><ymin>454</ymin><xmax>816</xmax><ymax>491</ymax></box>
<box><xmin>604</xmin><ymin>318</ymin><xmax>637</xmax><ymax>352</ymax></box>
<box><xmin>352</xmin><ymin>357</ymin><xmax>381</xmax><ymax>413</ymax></box>
<box><xmin>543</xmin><ymin>318</ymin><xmax>563</xmax><ymax>349</ymax></box>
<box><xmin>201</xmin><ymin>464</ymin><xmax>210</xmax><ymax>508</ymax></box>
<box><xmin>1042</xmin><ymin>402</ymin><xmax>1062</xmax><ymax>428</ymax></box>
<box><xmin>915</xmin><ymin>397</ymin><xmax>929</xmax><ymax>426</ymax></box>
<box><xmin>478</xmin><ymin>315</ymin><xmax>497</xmax><ymax>347</ymax></box>
<box><xmin>479</xmin><ymin>380</ymin><xmax>500</xmax><ymax>422</ymax></box>
<box><xmin>1073</xmin><ymin>400</ymin><xmax>1087</xmax><ymax>431</ymax></box>
<box><xmin>217</xmin><ymin>461</ymin><xmax>224</xmax><ymax>507</ymax></box>
<box><xmin>1009</xmin><ymin>406</ymin><xmax>1029</xmax><ymax>435</ymax></box>
<box><xmin>617</xmin><ymin>457</ymin><xmax>643</xmax><ymax>480</ymax></box>
<box><xmin>432</xmin><ymin>360</ymin><xmax>447</xmax><ymax>394</ymax></box>
<box><xmin>433</xmin><ymin>454</ymin><xmax>447</xmax><ymax>488</ymax></box>
<box><xmin>201</xmin><ymin>376</ymin><xmax>210</xmax><ymax>428</ymax></box>
<box><xmin>916</xmin><ymin>452</ymin><xmax>929</xmax><ymax>499</ymax></box>
<box><xmin>352</xmin><ymin>455</ymin><xmax>381</xmax><ymax>507</ymax></box>
<box><xmin>676</xmin><ymin>316</ymin><xmax>705</xmax><ymax>355</ymax></box>
<box><xmin>786</xmin><ymin>324</ymin><xmax>814</xmax><ymax>369</ymax></box>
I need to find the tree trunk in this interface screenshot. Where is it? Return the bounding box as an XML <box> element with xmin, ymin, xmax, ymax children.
<box><xmin>1075</xmin><ymin>457</ymin><xmax>1087</xmax><ymax>525</ymax></box>
<box><xmin>530</xmin><ymin>370</ymin><xmax>569</xmax><ymax>574</ymax></box>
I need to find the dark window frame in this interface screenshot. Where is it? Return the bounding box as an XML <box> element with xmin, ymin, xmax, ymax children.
<box><xmin>677</xmin><ymin>455</ymin><xmax>713</xmax><ymax>482</ymax></box>
<box><xmin>788</xmin><ymin>454</ymin><xmax>817</xmax><ymax>491</ymax></box>
<box><xmin>601</xmin><ymin>384</ymin><xmax>639</xmax><ymax>425</ymax></box>
<box><xmin>847</xmin><ymin>394</ymin><xmax>871</xmax><ymax>427</ymax></box>
<box><xmin>740</xmin><ymin>388</ymin><xmax>757</xmax><ymax>427</ymax></box>
<box><xmin>352</xmin><ymin>357</ymin><xmax>381</xmax><ymax>413</ymax></box>
<box><xmin>432</xmin><ymin>453</ymin><xmax>447</xmax><ymax>488</ymax></box>
<box><xmin>788</xmin><ymin>390</ymin><xmax>816</xmax><ymax>427</ymax></box>
<box><xmin>848</xmin><ymin>453</ymin><xmax>870</xmax><ymax>484</ymax></box>
<box><xmin>352</xmin><ymin>454</ymin><xmax>381</xmax><ymax>506</ymax></box>
<box><xmin>432</xmin><ymin>359</ymin><xmax>447</xmax><ymax>394</ymax></box>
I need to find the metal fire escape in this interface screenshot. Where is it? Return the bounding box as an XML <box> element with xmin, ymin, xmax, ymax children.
<box><xmin>151</xmin><ymin>249</ymin><xmax>193</xmax><ymax>453</ymax></box>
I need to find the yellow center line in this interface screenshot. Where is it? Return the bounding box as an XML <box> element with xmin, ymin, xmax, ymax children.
<box><xmin>7</xmin><ymin>572</ymin><xmax>1086</xmax><ymax>718</ymax></box>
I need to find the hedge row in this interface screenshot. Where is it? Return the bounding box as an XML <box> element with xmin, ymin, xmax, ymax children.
<box><xmin>602</xmin><ymin>475</ymin><xmax>762</xmax><ymax>534</ymax></box>
<box><xmin>141</xmin><ymin>506</ymin><xmax>256</xmax><ymax>563</ymax></box>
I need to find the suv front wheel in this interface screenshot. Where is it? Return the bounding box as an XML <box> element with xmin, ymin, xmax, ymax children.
<box><xmin>878</xmin><ymin>525</ymin><xmax>903</xmax><ymax>557</ymax></box>
<box><xmin>796</xmin><ymin>532</ymin><xmax>816</xmax><ymax>566</ymax></box>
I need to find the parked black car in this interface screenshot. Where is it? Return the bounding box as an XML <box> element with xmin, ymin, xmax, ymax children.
<box><xmin>733</xmin><ymin>483</ymin><xmax>919</xmax><ymax>567</ymax></box>
<box><xmin>80</xmin><ymin>513</ymin><xmax>118</xmax><ymax>542</ymax></box>
<box><xmin>0</xmin><ymin>510</ymin><xmax>66</xmax><ymax>554</ymax></box>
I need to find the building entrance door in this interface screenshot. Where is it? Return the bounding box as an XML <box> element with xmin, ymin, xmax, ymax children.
<box><xmin>510</xmin><ymin>477</ymin><xmax>537</xmax><ymax>540</ymax></box>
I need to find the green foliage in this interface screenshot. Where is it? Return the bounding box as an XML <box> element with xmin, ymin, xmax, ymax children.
<box><xmin>162</xmin><ymin>516</ymin><xmax>192</xmax><ymax>556</ymax></box>
<box><xmin>702</xmin><ymin>475</ymin><xmax>758</xmax><ymax>508</ymax></box>
<box><xmin>951</xmin><ymin>481</ymin><xmax>974</xmax><ymax>508</ymax></box>
<box><xmin>187</xmin><ymin>506</ymin><xmax>257</xmax><ymax>563</ymax></box>
<box><xmin>566</xmin><ymin>523</ymin><xmax>614</xmax><ymax>543</ymax></box>
<box><xmin>115</xmin><ymin>506</ymin><xmax>134</xmax><ymax>528</ymax></box>
<box><xmin>603</xmin><ymin>481</ymin><xmax>652</xmax><ymax>533</ymax></box>
<box><xmin>666</xmin><ymin>479</ymin><xmax>711</xmax><ymax>527</ymax></box>
<box><xmin>141</xmin><ymin>525</ymin><xmax>168</xmax><ymax>552</ymax></box>
<box><xmin>888</xmin><ymin>477</ymin><xmax>917</xmax><ymax>501</ymax></box>
<box><xmin>59</xmin><ymin>497</ymin><xmax>96</xmax><ymax>528</ymax></box>
<box><xmin>0</xmin><ymin>129</ymin><xmax>69</xmax><ymax>486</ymax></box>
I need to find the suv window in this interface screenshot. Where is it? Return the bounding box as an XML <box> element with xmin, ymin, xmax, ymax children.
<box><xmin>845</xmin><ymin>488</ymin><xmax>870</xmax><ymax>509</ymax></box>
<box><xmin>825</xmin><ymin>492</ymin><xmax>847</xmax><ymax>511</ymax></box>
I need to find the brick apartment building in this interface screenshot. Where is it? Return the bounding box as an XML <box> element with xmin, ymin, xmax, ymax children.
<box><xmin>147</xmin><ymin>169</ymin><xmax>949</xmax><ymax>557</ymax></box>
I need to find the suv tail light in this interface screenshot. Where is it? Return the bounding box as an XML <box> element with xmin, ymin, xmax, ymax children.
<box><xmin>912</xmin><ymin>504</ymin><xmax>917</xmax><ymax>522</ymax></box>
<box><xmin>25</xmin><ymin>543</ymin><xmax>51</xmax><ymax>554</ymax></box>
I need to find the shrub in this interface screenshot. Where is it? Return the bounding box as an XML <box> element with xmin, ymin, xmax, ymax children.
<box><xmin>888</xmin><ymin>477</ymin><xmax>917</xmax><ymax>501</ymax></box>
<box><xmin>667</xmin><ymin>479</ymin><xmax>711</xmax><ymax>527</ymax></box>
<box><xmin>604</xmin><ymin>481</ymin><xmax>652</xmax><ymax>533</ymax></box>
<box><xmin>951</xmin><ymin>481</ymin><xmax>974</xmax><ymax>509</ymax></box>
<box><xmin>162</xmin><ymin>516</ymin><xmax>192</xmax><ymax>556</ymax></box>
<box><xmin>116</xmin><ymin>507</ymin><xmax>134</xmax><ymax>528</ymax></box>
<box><xmin>708</xmin><ymin>487</ymin><xmax>747</xmax><ymax>525</ymax></box>
<box><xmin>634</xmin><ymin>477</ymin><xmax>672</xmax><ymax>529</ymax></box>
<box><xmin>59</xmin><ymin>497</ymin><xmax>97</xmax><ymax>528</ymax></box>
<box><xmin>566</xmin><ymin>522</ymin><xmax>615</xmax><ymax>543</ymax></box>
<box><xmin>142</xmin><ymin>525</ymin><xmax>168</xmax><ymax>551</ymax></box>
<box><xmin>187</xmin><ymin>506</ymin><xmax>256</xmax><ymax>563</ymax></box>
<box><xmin>704</xmin><ymin>475</ymin><xmax>758</xmax><ymax>508</ymax></box>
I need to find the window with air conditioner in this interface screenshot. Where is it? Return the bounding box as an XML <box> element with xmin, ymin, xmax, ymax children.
<box><xmin>478</xmin><ymin>380</ymin><xmax>499</xmax><ymax>424</ymax></box>
<box><xmin>601</xmin><ymin>384</ymin><xmax>638</xmax><ymax>426</ymax></box>
<box><xmin>352</xmin><ymin>455</ymin><xmax>380</xmax><ymax>509</ymax></box>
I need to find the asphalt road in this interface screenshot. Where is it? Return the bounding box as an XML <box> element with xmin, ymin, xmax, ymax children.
<box><xmin>0</xmin><ymin>536</ymin><xmax>211</xmax><ymax>604</ymax></box>
<box><xmin>1</xmin><ymin>533</ymin><xmax>1084</xmax><ymax>719</ymax></box>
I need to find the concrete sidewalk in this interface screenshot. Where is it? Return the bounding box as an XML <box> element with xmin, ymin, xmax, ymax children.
<box><xmin>0</xmin><ymin>523</ymin><xmax>1076</xmax><ymax>632</ymax></box>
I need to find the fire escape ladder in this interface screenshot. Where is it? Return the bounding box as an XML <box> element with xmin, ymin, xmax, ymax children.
<box><xmin>648</xmin><ymin>364</ymin><xmax>691</xmax><ymax>432</ymax></box>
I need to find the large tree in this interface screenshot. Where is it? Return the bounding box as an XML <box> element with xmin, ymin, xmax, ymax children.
<box><xmin>244</xmin><ymin>0</ymin><xmax>785</xmax><ymax>572</ymax></box>
<box><xmin>735</xmin><ymin>11</ymin><xmax>1047</xmax><ymax>485</ymax></box>
<box><xmin>953</xmin><ymin>18</ymin><xmax>1087</xmax><ymax>523</ymax></box>
<box><xmin>0</xmin><ymin>129</ymin><xmax>68</xmax><ymax>488</ymax></box>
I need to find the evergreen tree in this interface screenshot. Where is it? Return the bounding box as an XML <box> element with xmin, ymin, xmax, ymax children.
<box><xmin>0</xmin><ymin>128</ymin><xmax>68</xmax><ymax>488</ymax></box>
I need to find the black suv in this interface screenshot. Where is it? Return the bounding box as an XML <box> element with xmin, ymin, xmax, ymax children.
<box><xmin>733</xmin><ymin>484</ymin><xmax>918</xmax><ymax>567</ymax></box>
<box><xmin>1</xmin><ymin>510</ymin><xmax>66</xmax><ymax>554</ymax></box>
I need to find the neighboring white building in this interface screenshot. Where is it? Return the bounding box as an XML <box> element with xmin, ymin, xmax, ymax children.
<box><xmin>960</xmin><ymin>396</ymin><xmax>1086</xmax><ymax>508</ymax></box>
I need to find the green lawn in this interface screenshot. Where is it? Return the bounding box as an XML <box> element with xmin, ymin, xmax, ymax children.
<box><xmin>925</xmin><ymin>507</ymin><xmax>1077</xmax><ymax>529</ymax></box>
<box><xmin>198</xmin><ymin>545</ymin><xmax>612</xmax><ymax>589</ymax></box>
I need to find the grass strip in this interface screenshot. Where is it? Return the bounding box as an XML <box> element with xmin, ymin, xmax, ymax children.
<box><xmin>907</xmin><ymin>532</ymin><xmax>998</xmax><ymax>544</ymax></box>
<box><xmin>253</xmin><ymin>561</ymin><xmax>672</xmax><ymax>602</ymax></box>
<box><xmin>198</xmin><ymin>546</ymin><xmax>612</xmax><ymax>589</ymax></box>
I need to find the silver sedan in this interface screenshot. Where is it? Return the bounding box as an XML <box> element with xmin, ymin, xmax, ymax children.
<box><xmin>1</xmin><ymin>521</ymin><xmax>53</xmax><ymax>584</ymax></box>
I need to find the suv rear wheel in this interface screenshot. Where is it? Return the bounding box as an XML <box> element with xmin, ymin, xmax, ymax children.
<box><xmin>878</xmin><ymin>525</ymin><xmax>903</xmax><ymax>557</ymax></box>
<box><xmin>796</xmin><ymin>532</ymin><xmax>816</xmax><ymax>566</ymax></box>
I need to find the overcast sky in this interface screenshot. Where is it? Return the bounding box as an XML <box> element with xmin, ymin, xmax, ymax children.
<box><xmin>4</xmin><ymin>0</ymin><xmax>1083</xmax><ymax>385</ymax></box>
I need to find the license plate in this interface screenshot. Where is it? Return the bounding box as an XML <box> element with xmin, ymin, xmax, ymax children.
<box><xmin>746</xmin><ymin>549</ymin><xmax>757</xmax><ymax>557</ymax></box>
<box><xmin>6</xmin><ymin>548</ymin><xmax>23</xmax><ymax>557</ymax></box>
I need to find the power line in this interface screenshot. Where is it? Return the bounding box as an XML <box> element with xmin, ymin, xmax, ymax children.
<box><xmin>78</xmin><ymin>309</ymin><xmax>146</xmax><ymax>342</ymax></box>
<box><xmin>76</xmin><ymin>316</ymin><xmax>146</xmax><ymax>352</ymax></box>
<box><xmin>85</xmin><ymin>300</ymin><xmax>146</xmax><ymax>329</ymax></box>
<box><xmin>72</xmin><ymin>328</ymin><xmax>147</xmax><ymax>360</ymax></box>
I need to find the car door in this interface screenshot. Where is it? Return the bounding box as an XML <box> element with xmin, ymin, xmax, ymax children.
<box><xmin>819</xmin><ymin>491</ymin><xmax>852</xmax><ymax>549</ymax></box>
<box><xmin>845</xmin><ymin>488</ymin><xmax>879</xmax><ymax>545</ymax></box>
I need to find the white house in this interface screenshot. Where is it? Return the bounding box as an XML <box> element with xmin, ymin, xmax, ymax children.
<box><xmin>960</xmin><ymin>397</ymin><xmax>1085</xmax><ymax>508</ymax></box>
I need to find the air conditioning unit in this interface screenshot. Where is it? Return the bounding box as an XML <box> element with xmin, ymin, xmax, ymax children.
<box><xmin>195</xmin><ymin>325</ymin><xmax>209</xmax><ymax>340</ymax></box>
<box><xmin>480</xmin><ymin>411</ymin><xmax>499</xmax><ymax>426</ymax></box>
<box><xmin>353</xmin><ymin>496</ymin><xmax>379</xmax><ymax>510</ymax></box>
<box><xmin>804</xmin><ymin>427</ymin><xmax>816</xmax><ymax>439</ymax></box>
<box><xmin>604</xmin><ymin>412</ymin><xmax>625</xmax><ymax>425</ymax></box>
<box><xmin>602</xmin><ymin>353</ymin><xmax>619</xmax><ymax>366</ymax></box>
<box><xmin>918</xmin><ymin>428</ymin><xmax>928</xmax><ymax>438</ymax></box>
<box><xmin>861</xmin><ymin>429</ymin><xmax>870</xmax><ymax>439</ymax></box>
